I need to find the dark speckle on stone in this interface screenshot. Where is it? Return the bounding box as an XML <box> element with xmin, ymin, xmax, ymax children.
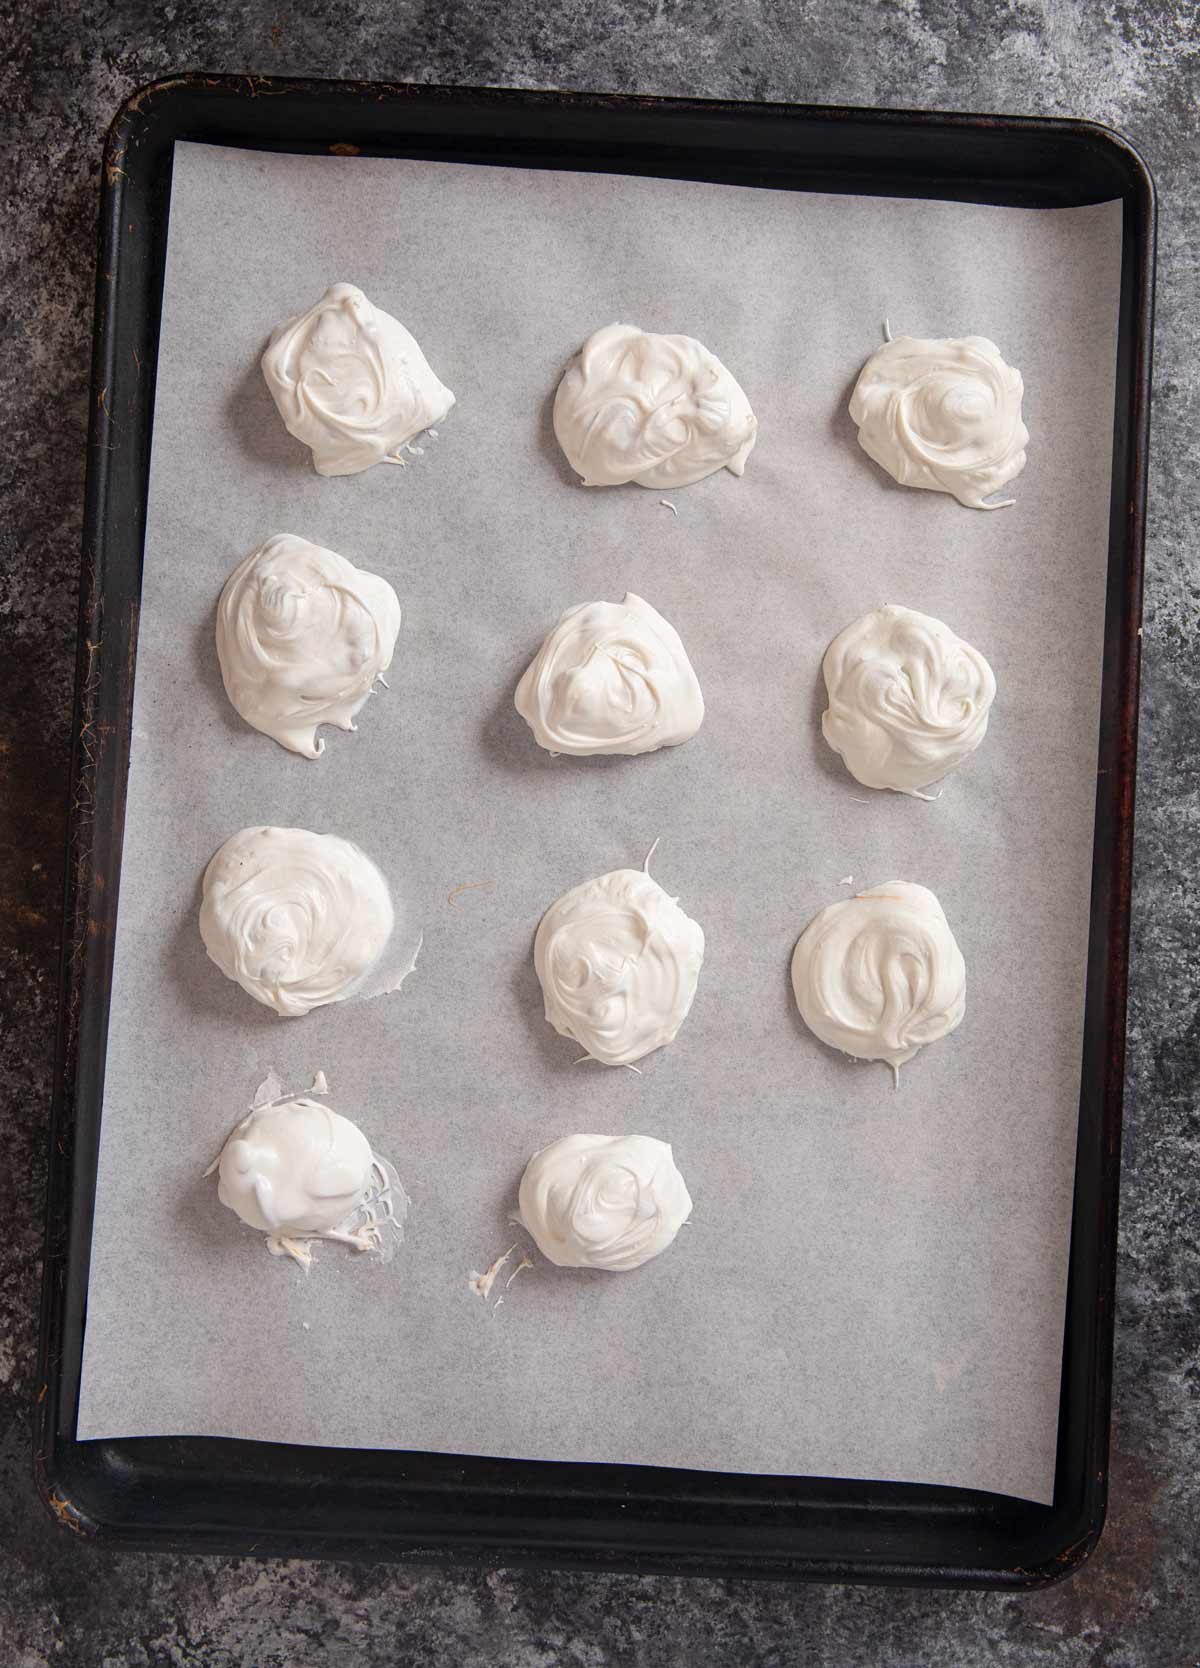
<box><xmin>1</xmin><ymin>3</ymin><xmax>1196</xmax><ymax>1665</ymax></box>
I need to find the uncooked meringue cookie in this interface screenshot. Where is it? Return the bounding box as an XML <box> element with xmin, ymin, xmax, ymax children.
<box><xmin>821</xmin><ymin>604</ymin><xmax>996</xmax><ymax>795</ymax></box>
<box><xmin>261</xmin><ymin>283</ymin><xmax>454</xmax><ymax>476</ymax></box>
<box><xmin>514</xmin><ymin>592</ymin><xmax>704</xmax><ymax>757</ymax></box>
<box><xmin>553</xmin><ymin>322</ymin><xmax>757</xmax><ymax>489</ymax></box>
<box><xmin>848</xmin><ymin>333</ymin><xmax>1028</xmax><ymax>509</ymax></box>
<box><xmin>517</xmin><ymin>1133</ymin><xmax>692</xmax><ymax>1271</ymax></box>
<box><xmin>534</xmin><ymin>863</ymin><xmax>705</xmax><ymax>1066</ymax></box>
<box><xmin>199</xmin><ymin>826</ymin><xmax>394</xmax><ymax>1017</ymax></box>
<box><xmin>212</xmin><ymin>1095</ymin><xmax>405</xmax><ymax>1267</ymax></box>
<box><xmin>216</xmin><ymin>533</ymin><xmax>401</xmax><ymax>759</ymax></box>
<box><xmin>791</xmin><ymin>882</ymin><xmax>966</xmax><ymax>1082</ymax></box>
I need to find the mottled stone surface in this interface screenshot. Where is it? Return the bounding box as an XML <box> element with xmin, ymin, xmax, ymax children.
<box><xmin>1</xmin><ymin>2</ymin><xmax>1196</xmax><ymax>1663</ymax></box>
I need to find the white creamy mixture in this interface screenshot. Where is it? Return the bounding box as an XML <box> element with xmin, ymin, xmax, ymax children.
<box><xmin>821</xmin><ymin>604</ymin><xmax>996</xmax><ymax>794</ymax></box>
<box><xmin>517</xmin><ymin>1133</ymin><xmax>692</xmax><ymax>1271</ymax></box>
<box><xmin>791</xmin><ymin>881</ymin><xmax>966</xmax><ymax>1081</ymax></box>
<box><xmin>216</xmin><ymin>533</ymin><xmax>402</xmax><ymax>758</ymax></box>
<box><xmin>553</xmin><ymin>322</ymin><xmax>756</xmax><ymax>489</ymax></box>
<box><xmin>198</xmin><ymin>826</ymin><xmax>394</xmax><ymax>1017</ymax></box>
<box><xmin>534</xmin><ymin>865</ymin><xmax>705</xmax><ymax>1067</ymax></box>
<box><xmin>849</xmin><ymin>333</ymin><xmax>1028</xmax><ymax>509</ymax></box>
<box><xmin>212</xmin><ymin>1095</ymin><xmax>404</xmax><ymax>1267</ymax></box>
<box><xmin>515</xmin><ymin>592</ymin><xmax>704</xmax><ymax>757</ymax></box>
<box><xmin>261</xmin><ymin>282</ymin><xmax>454</xmax><ymax>476</ymax></box>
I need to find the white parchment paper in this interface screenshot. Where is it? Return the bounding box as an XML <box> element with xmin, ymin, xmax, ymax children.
<box><xmin>76</xmin><ymin>141</ymin><xmax>1122</xmax><ymax>1503</ymax></box>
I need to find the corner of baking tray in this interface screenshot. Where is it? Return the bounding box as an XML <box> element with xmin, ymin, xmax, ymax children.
<box><xmin>1006</xmin><ymin>1500</ymin><xmax>1109</xmax><ymax>1590</ymax></box>
<box><xmin>1062</xmin><ymin>115</ymin><xmax>1157</xmax><ymax>215</ymax></box>
<box><xmin>102</xmin><ymin>73</ymin><xmax>215</xmax><ymax>192</ymax></box>
<box><xmin>32</xmin><ymin>1432</ymin><xmax>101</xmax><ymax>1541</ymax></box>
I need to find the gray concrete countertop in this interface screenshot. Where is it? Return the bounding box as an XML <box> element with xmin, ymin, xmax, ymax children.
<box><xmin>2</xmin><ymin>4</ymin><xmax>1195</xmax><ymax>1664</ymax></box>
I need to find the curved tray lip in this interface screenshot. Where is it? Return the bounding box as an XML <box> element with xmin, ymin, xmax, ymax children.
<box><xmin>104</xmin><ymin>71</ymin><xmax>1158</xmax><ymax>152</ymax></box>
<box><xmin>36</xmin><ymin>73</ymin><xmax>1155</xmax><ymax>1588</ymax></box>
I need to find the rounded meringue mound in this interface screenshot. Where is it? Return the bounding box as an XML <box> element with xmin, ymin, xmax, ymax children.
<box><xmin>534</xmin><ymin>867</ymin><xmax>705</xmax><ymax>1067</ymax></box>
<box><xmin>216</xmin><ymin>533</ymin><xmax>402</xmax><ymax>759</ymax></box>
<box><xmin>218</xmin><ymin>1097</ymin><xmax>375</xmax><ymax>1238</ymax></box>
<box><xmin>199</xmin><ymin>826</ymin><xmax>394</xmax><ymax>1017</ymax></box>
<box><xmin>514</xmin><ymin>592</ymin><xmax>704</xmax><ymax>757</ymax></box>
<box><xmin>791</xmin><ymin>881</ymin><xmax>966</xmax><ymax>1076</ymax></box>
<box><xmin>261</xmin><ymin>282</ymin><xmax>455</xmax><ymax>477</ymax></box>
<box><xmin>553</xmin><ymin>322</ymin><xmax>757</xmax><ymax>490</ymax></box>
<box><xmin>518</xmin><ymin>1133</ymin><xmax>693</xmax><ymax>1271</ymax></box>
<box><xmin>848</xmin><ymin>334</ymin><xmax>1028</xmax><ymax>509</ymax></box>
<box><xmin>821</xmin><ymin>604</ymin><xmax>996</xmax><ymax>795</ymax></box>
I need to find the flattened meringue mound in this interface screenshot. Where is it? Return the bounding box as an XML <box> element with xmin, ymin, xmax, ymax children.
<box><xmin>518</xmin><ymin>1133</ymin><xmax>692</xmax><ymax>1271</ymax></box>
<box><xmin>822</xmin><ymin>604</ymin><xmax>996</xmax><ymax>795</ymax></box>
<box><xmin>261</xmin><ymin>283</ymin><xmax>454</xmax><ymax>476</ymax></box>
<box><xmin>216</xmin><ymin>534</ymin><xmax>402</xmax><ymax>759</ymax></box>
<box><xmin>199</xmin><ymin>826</ymin><xmax>394</xmax><ymax>1017</ymax></box>
<box><xmin>791</xmin><ymin>882</ymin><xmax>966</xmax><ymax>1081</ymax></box>
<box><xmin>214</xmin><ymin>1096</ymin><xmax>404</xmax><ymax>1266</ymax></box>
<box><xmin>515</xmin><ymin>593</ymin><xmax>704</xmax><ymax>756</ymax></box>
<box><xmin>553</xmin><ymin>322</ymin><xmax>757</xmax><ymax>490</ymax></box>
<box><xmin>534</xmin><ymin>866</ymin><xmax>705</xmax><ymax>1066</ymax></box>
<box><xmin>849</xmin><ymin>333</ymin><xmax>1028</xmax><ymax>509</ymax></box>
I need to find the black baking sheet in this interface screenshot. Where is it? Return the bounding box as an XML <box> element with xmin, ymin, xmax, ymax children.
<box><xmin>36</xmin><ymin>77</ymin><xmax>1153</xmax><ymax>1587</ymax></box>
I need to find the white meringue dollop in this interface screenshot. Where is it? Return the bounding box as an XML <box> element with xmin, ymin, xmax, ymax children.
<box><xmin>534</xmin><ymin>867</ymin><xmax>705</xmax><ymax>1067</ymax></box>
<box><xmin>514</xmin><ymin>592</ymin><xmax>704</xmax><ymax>757</ymax></box>
<box><xmin>518</xmin><ymin>1133</ymin><xmax>692</xmax><ymax>1271</ymax></box>
<box><xmin>199</xmin><ymin>826</ymin><xmax>394</xmax><ymax>1017</ymax></box>
<box><xmin>821</xmin><ymin>604</ymin><xmax>996</xmax><ymax>795</ymax></box>
<box><xmin>215</xmin><ymin>533</ymin><xmax>402</xmax><ymax>759</ymax></box>
<box><xmin>261</xmin><ymin>282</ymin><xmax>455</xmax><ymax>477</ymax></box>
<box><xmin>848</xmin><ymin>333</ymin><xmax>1028</xmax><ymax>509</ymax></box>
<box><xmin>553</xmin><ymin>322</ymin><xmax>757</xmax><ymax>489</ymax></box>
<box><xmin>214</xmin><ymin>1095</ymin><xmax>404</xmax><ymax>1265</ymax></box>
<box><xmin>791</xmin><ymin>882</ymin><xmax>966</xmax><ymax>1079</ymax></box>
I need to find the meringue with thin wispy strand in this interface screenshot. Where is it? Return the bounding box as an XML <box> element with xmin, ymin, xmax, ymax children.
<box><xmin>553</xmin><ymin>322</ymin><xmax>756</xmax><ymax>489</ymax></box>
<box><xmin>534</xmin><ymin>860</ymin><xmax>705</xmax><ymax>1067</ymax></box>
<box><xmin>216</xmin><ymin>534</ymin><xmax>401</xmax><ymax>759</ymax></box>
<box><xmin>199</xmin><ymin>826</ymin><xmax>393</xmax><ymax>1017</ymax></box>
<box><xmin>515</xmin><ymin>592</ymin><xmax>704</xmax><ymax>757</ymax></box>
<box><xmin>261</xmin><ymin>283</ymin><xmax>454</xmax><ymax>476</ymax></box>
<box><xmin>849</xmin><ymin>332</ymin><xmax>1028</xmax><ymax>509</ymax></box>
<box><xmin>821</xmin><ymin>604</ymin><xmax>996</xmax><ymax>795</ymax></box>
<box><xmin>518</xmin><ymin>1133</ymin><xmax>692</xmax><ymax>1271</ymax></box>
<box><xmin>791</xmin><ymin>881</ymin><xmax>966</xmax><ymax>1084</ymax></box>
<box><xmin>212</xmin><ymin>1092</ymin><xmax>406</xmax><ymax>1269</ymax></box>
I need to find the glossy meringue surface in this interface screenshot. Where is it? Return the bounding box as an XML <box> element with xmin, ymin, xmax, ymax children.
<box><xmin>533</xmin><ymin>867</ymin><xmax>705</xmax><ymax>1066</ymax></box>
<box><xmin>821</xmin><ymin>604</ymin><xmax>996</xmax><ymax>794</ymax></box>
<box><xmin>553</xmin><ymin>322</ymin><xmax>757</xmax><ymax>489</ymax></box>
<box><xmin>261</xmin><ymin>282</ymin><xmax>454</xmax><ymax>476</ymax></box>
<box><xmin>849</xmin><ymin>333</ymin><xmax>1028</xmax><ymax>509</ymax></box>
<box><xmin>215</xmin><ymin>533</ymin><xmax>402</xmax><ymax>759</ymax></box>
<box><xmin>218</xmin><ymin>1097</ymin><xmax>374</xmax><ymax>1238</ymax></box>
<box><xmin>518</xmin><ymin>1133</ymin><xmax>693</xmax><ymax>1271</ymax></box>
<box><xmin>514</xmin><ymin>592</ymin><xmax>704</xmax><ymax>756</ymax></box>
<box><xmin>791</xmin><ymin>881</ymin><xmax>966</xmax><ymax>1074</ymax></box>
<box><xmin>199</xmin><ymin>826</ymin><xmax>394</xmax><ymax>1017</ymax></box>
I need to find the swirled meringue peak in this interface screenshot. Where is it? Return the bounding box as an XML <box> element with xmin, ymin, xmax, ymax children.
<box><xmin>515</xmin><ymin>592</ymin><xmax>704</xmax><ymax>757</ymax></box>
<box><xmin>199</xmin><ymin>826</ymin><xmax>394</xmax><ymax>1017</ymax></box>
<box><xmin>261</xmin><ymin>283</ymin><xmax>455</xmax><ymax>477</ymax></box>
<box><xmin>534</xmin><ymin>865</ymin><xmax>705</xmax><ymax>1066</ymax></box>
<box><xmin>791</xmin><ymin>882</ymin><xmax>966</xmax><ymax>1083</ymax></box>
<box><xmin>216</xmin><ymin>534</ymin><xmax>401</xmax><ymax>759</ymax></box>
<box><xmin>848</xmin><ymin>333</ymin><xmax>1028</xmax><ymax>509</ymax></box>
<box><xmin>821</xmin><ymin>604</ymin><xmax>996</xmax><ymax>795</ymax></box>
<box><xmin>518</xmin><ymin>1133</ymin><xmax>692</xmax><ymax>1271</ymax></box>
<box><xmin>213</xmin><ymin>1095</ymin><xmax>406</xmax><ymax>1267</ymax></box>
<box><xmin>553</xmin><ymin>322</ymin><xmax>757</xmax><ymax>489</ymax></box>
